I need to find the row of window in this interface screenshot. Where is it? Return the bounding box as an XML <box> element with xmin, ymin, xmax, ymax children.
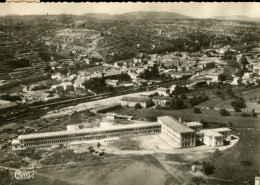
<box><xmin>24</xmin><ymin>126</ymin><xmax>161</xmax><ymax>142</ymax></box>
<box><xmin>23</xmin><ymin>129</ymin><xmax>161</xmax><ymax>147</ymax></box>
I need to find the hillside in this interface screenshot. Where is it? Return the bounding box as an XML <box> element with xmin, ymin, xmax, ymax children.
<box><xmin>210</xmin><ymin>15</ymin><xmax>260</xmax><ymax>22</ymax></box>
<box><xmin>82</xmin><ymin>11</ymin><xmax>192</xmax><ymax>20</ymax></box>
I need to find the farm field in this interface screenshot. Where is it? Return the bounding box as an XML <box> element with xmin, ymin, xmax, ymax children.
<box><xmin>197</xmin><ymin>88</ymin><xmax>260</xmax><ymax>113</ymax></box>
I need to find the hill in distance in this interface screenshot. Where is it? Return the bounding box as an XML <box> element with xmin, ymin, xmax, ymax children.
<box><xmin>210</xmin><ymin>15</ymin><xmax>260</xmax><ymax>22</ymax></box>
<box><xmin>82</xmin><ymin>11</ymin><xmax>193</xmax><ymax>20</ymax></box>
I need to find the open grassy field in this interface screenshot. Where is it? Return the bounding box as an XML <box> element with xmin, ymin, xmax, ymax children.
<box><xmin>212</xmin><ymin>129</ymin><xmax>260</xmax><ymax>184</ymax></box>
<box><xmin>9</xmin><ymin>155</ymin><xmax>178</xmax><ymax>185</ymax></box>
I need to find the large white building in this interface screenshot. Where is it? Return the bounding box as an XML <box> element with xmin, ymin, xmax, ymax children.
<box><xmin>158</xmin><ymin>116</ymin><xmax>196</xmax><ymax>148</ymax></box>
<box><xmin>199</xmin><ymin>128</ymin><xmax>232</xmax><ymax>147</ymax></box>
<box><xmin>12</xmin><ymin>122</ymin><xmax>161</xmax><ymax>150</ymax></box>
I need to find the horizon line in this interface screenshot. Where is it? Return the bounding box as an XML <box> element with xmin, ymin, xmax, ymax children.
<box><xmin>0</xmin><ymin>10</ymin><xmax>259</xmax><ymax>19</ymax></box>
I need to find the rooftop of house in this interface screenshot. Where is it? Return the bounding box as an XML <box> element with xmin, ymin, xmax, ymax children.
<box><xmin>200</xmin><ymin>129</ymin><xmax>223</xmax><ymax>137</ymax></box>
<box><xmin>152</xmin><ymin>96</ymin><xmax>172</xmax><ymax>100</ymax></box>
<box><xmin>158</xmin><ymin>116</ymin><xmax>195</xmax><ymax>133</ymax></box>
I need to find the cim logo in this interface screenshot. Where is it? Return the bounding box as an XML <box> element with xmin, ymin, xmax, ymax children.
<box><xmin>14</xmin><ymin>169</ymin><xmax>37</xmax><ymax>180</ymax></box>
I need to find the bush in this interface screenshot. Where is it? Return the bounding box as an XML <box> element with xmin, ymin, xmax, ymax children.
<box><xmin>146</xmin><ymin>116</ymin><xmax>157</xmax><ymax>122</ymax></box>
<box><xmin>220</xmin><ymin>109</ymin><xmax>230</xmax><ymax>116</ymax></box>
<box><xmin>202</xmin><ymin>161</ymin><xmax>215</xmax><ymax>175</ymax></box>
<box><xmin>134</xmin><ymin>103</ymin><xmax>142</xmax><ymax>109</ymax></box>
<box><xmin>193</xmin><ymin>107</ymin><xmax>201</xmax><ymax>114</ymax></box>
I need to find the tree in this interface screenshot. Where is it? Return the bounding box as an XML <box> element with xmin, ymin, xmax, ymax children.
<box><xmin>240</xmin><ymin>56</ymin><xmax>249</xmax><ymax>66</ymax></box>
<box><xmin>230</xmin><ymin>97</ymin><xmax>246</xmax><ymax>112</ymax></box>
<box><xmin>59</xmin><ymin>67</ymin><xmax>68</xmax><ymax>75</ymax></box>
<box><xmin>218</xmin><ymin>74</ymin><xmax>226</xmax><ymax>82</ymax></box>
<box><xmin>97</xmin><ymin>142</ymin><xmax>101</xmax><ymax>149</ymax></box>
<box><xmin>135</xmin><ymin>103</ymin><xmax>142</xmax><ymax>109</ymax></box>
<box><xmin>220</xmin><ymin>109</ymin><xmax>230</xmax><ymax>116</ymax></box>
<box><xmin>172</xmin><ymin>85</ymin><xmax>188</xmax><ymax>95</ymax></box>
<box><xmin>200</xmin><ymin>119</ymin><xmax>208</xmax><ymax>128</ymax></box>
<box><xmin>166</xmin><ymin>98</ymin><xmax>186</xmax><ymax>110</ymax></box>
<box><xmin>252</xmin><ymin>109</ymin><xmax>257</xmax><ymax>117</ymax></box>
<box><xmin>193</xmin><ymin>107</ymin><xmax>201</xmax><ymax>114</ymax></box>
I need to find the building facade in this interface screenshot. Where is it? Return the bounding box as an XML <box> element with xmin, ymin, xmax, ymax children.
<box><xmin>200</xmin><ymin>130</ymin><xmax>224</xmax><ymax>147</ymax></box>
<box><xmin>158</xmin><ymin>116</ymin><xmax>196</xmax><ymax>148</ymax></box>
<box><xmin>120</xmin><ymin>96</ymin><xmax>152</xmax><ymax>108</ymax></box>
<box><xmin>12</xmin><ymin>122</ymin><xmax>161</xmax><ymax>150</ymax></box>
<box><xmin>152</xmin><ymin>96</ymin><xmax>172</xmax><ymax>107</ymax></box>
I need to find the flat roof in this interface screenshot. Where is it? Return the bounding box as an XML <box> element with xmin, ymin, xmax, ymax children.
<box><xmin>184</xmin><ymin>122</ymin><xmax>203</xmax><ymax>127</ymax></box>
<box><xmin>18</xmin><ymin>122</ymin><xmax>161</xmax><ymax>140</ymax></box>
<box><xmin>12</xmin><ymin>140</ymin><xmax>19</xmax><ymax>145</ymax></box>
<box><xmin>200</xmin><ymin>129</ymin><xmax>223</xmax><ymax>137</ymax></box>
<box><xmin>121</xmin><ymin>96</ymin><xmax>151</xmax><ymax>103</ymax></box>
<box><xmin>0</xmin><ymin>102</ymin><xmax>17</xmax><ymax>109</ymax></box>
<box><xmin>158</xmin><ymin>116</ymin><xmax>195</xmax><ymax>133</ymax></box>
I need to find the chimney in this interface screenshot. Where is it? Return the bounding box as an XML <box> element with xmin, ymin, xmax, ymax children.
<box><xmin>179</xmin><ymin>117</ymin><xmax>182</xmax><ymax>123</ymax></box>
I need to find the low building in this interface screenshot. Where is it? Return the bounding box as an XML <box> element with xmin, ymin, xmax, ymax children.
<box><xmin>157</xmin><ymin>87</ymin><xmax>170</xmax><ymax>96</ymax></box>
<box><xmin>158</xmin><ymin>116</ymin><xmax>196</xmax><ymax>148</ymax></box>
<box><xmin>120</xmin><ymin>96</ymin><xmax>152</xmax><ymax>108</ymax></box>
<box><xmin>12</xmin><ymin>122</ymin><xmax>161</xmax><ymax>150</ymax></box>
<box><xmin>200</xmin><ymin>129</ymin><xmax>224</xmax><ymax>147</ymax></box>
<box><xmin>106</xmin><ymin>113</ymin><xmax>133</xmax><ymax>120</ymax></box>
<box><xmin>152</xmin><ymin>96</ymin><xmax>172</xmax><ymax>107</ymax></box>
<box><xmin>105</xmin><ymin>79</ymin><xmax>119</xmax><ymax>87</ymax></box>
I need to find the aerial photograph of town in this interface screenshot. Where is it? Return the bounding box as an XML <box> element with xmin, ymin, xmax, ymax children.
<box><xmin>0</xmin><ymin>2</ymin><xmax>259</xmax><ymax>185</ymax></box>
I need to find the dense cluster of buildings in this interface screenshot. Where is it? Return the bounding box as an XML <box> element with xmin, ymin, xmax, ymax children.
<box><xmin>12</xmin><ymin>115</ymin><xmax>231</xmax><ymax>150</ymax></box>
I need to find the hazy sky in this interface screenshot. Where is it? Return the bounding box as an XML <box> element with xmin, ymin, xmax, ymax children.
<box><xmin>0</xmin><ymin>2</ymin><xmax>260</xmax><ymax>18</ymax></box>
